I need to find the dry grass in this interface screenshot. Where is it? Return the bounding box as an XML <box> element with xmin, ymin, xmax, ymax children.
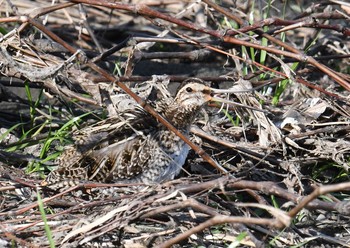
<box><xmin>0</xmin><ymin>0</ymin><xmax>350</xmax><ymax>247</ymax></box>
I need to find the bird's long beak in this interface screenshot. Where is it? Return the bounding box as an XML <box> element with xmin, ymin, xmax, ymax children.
<box><xmin>210</xmin><ymin>88</ymin><xmax>255</xmax><ymax>94</ymax></box>
<box><xmin>208</xmin><ymin>87</ymin><xmax>267</xmax><ymax>113</ymax></box>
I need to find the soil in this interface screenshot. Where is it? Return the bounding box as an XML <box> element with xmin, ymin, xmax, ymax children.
<box><xmin>0</xmin><ymin>0</ymin><xmax>349</xmax><ymax>247</ymax></box>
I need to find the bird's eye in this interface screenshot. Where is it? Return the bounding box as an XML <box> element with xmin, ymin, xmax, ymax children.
<box><xmin>186</xmin><ymin>87</ymin><xmax>193</xmax><ymax>92</ymax></box>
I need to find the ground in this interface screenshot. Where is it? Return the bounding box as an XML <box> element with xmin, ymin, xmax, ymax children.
<box><xmin>0</xmin><ymin>0</ymin><xmax>350</xmax><ymax>247</ymax></box>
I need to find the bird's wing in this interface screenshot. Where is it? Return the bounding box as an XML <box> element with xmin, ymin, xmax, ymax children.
<box><xmin>87</xmin><ymin>133</ymin><xmax>153</xmax><ymax>182</ymax></box>
<box><xmin>46</xmin><ymin>107</ymin><xmax>157</xmax><ymax>187</ymax></box>
<box><xmin>72</xmin><ymin>106</ymin><xmax>158</xmax><ymax>151</ymax></box>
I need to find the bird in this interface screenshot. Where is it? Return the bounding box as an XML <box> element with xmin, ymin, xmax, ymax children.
<box><xmin>42</xmin><ymin>78</ymin><xmax>251</xmax><ymax>190</ymax></box>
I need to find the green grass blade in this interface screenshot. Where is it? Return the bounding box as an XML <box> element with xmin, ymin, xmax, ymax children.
<box><xmin>228</xmin><ymin>232</ymin><xmax>247</xmax><ymax>248</ymax></box>
<box><xmin>37</xmin><ymin>190</ymin><xmax>55</xmax><ymax>248</ymax></box>
<box><xmin>0</xmin><ymin>123</ymin><xmax>24</xmax><ymax>142</ymax></box>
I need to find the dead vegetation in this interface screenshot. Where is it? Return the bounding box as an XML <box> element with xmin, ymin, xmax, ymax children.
<box><xmin>0</xmin><ymin>0</ymin><xmax>350</xmax><ymax>247</ymax></box>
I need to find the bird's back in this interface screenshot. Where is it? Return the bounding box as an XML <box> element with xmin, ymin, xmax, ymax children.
<box><xmin>44</xmin><ymin>102</ymin><xmax>188</xmax><ymax>189</ymax></box>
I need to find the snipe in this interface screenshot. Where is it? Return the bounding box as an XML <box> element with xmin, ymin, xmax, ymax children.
<box><xmin>43</xmin><ymin>78</ymin><xmax>251</xmax><ymax>189</ymax></box>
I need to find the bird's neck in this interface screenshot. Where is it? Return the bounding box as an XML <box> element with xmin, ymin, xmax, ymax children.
<box><xmin>164</xmin><ymin>102</ymin><xmax>200</xmax><ymax>130</ymax></box>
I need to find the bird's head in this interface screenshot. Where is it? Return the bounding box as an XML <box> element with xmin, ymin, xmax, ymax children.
<box><xmin>174</xmin><ymin>78</ymin><xmax>237</xmax><ymax>111</ymax></box>
<box><xmin>174</xmin><ymin>78</ymin><xmax>267</xmax><ymax>112</ymax></box>
<box><xmin>168</xmin><ymin>78</ymin><xmax>266</xmax><ymax>128</ymax></box>
<box><xmin>175</xmin><ymin>82</ymin><xmax>213</xmax><ymax>109</ymax></box>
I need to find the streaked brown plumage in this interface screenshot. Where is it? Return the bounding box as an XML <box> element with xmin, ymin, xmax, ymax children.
<box><xmin>43</xmin><ymin>78</ymin><xmax>234</xmax><ymax>189</ymax></box>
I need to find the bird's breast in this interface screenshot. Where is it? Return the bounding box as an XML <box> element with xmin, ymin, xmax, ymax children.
<box><xmin>157</xmin><ymin>130</ymin><xmax>188</xmax><ymax>154</ymax></box>
<box><xmin>157</xmin><ymin>129</ymin><xmax>190</xmax><ymax>165</ymax></box>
